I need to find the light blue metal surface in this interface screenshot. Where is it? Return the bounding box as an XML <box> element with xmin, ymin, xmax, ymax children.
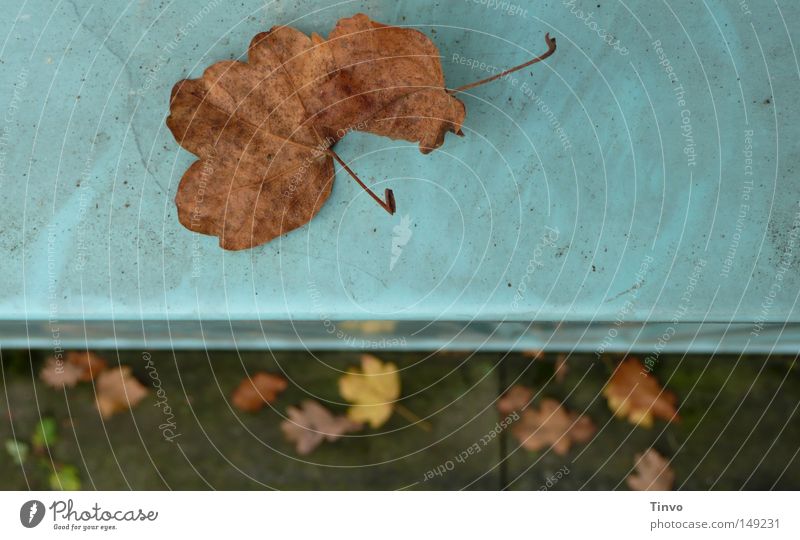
<box><xmin>1</xmin><ymin>1</ymin><xmax>798</xmax><ymax>351</ymax></box>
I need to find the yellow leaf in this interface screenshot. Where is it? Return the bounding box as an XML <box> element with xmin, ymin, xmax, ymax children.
<box><xmin>603</xmin><ymin>358</ymin><xmax>679</xmax><ymax>428</ymax></box>
<box><xmin>338</xmin><ymin>354</ymin><xmax>400</xmax><ymax>428</ymax></box>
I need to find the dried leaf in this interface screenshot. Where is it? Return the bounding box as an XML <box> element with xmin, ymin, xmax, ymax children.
<box><xmin>66</xmin><ymin>350</ymin><xmax>108</xmax><ymax>381</ymax></box>
<box><xmin>40</xmin><ymin>351</ymin><xmax>108</xmax><ymax>389</ymax></box>
<box><xmin>627</xmin><ymin>449</ymin><xmax>675</xmax><ymax>491</ymax></box>
<box><xmin>39</xmin><ymin>357</ymin><xmax>83</xmax><ymax>389</ymax></box>
<box><xmin>95</xmin><ymin>366</ymin><xmax>148</xmax><ymax>419</ymax></box>
<box><xmin>231</xmin><ymin>372</ymin><xmax>288</xmax><ymax>412</ymax></box>
<box><xmin>167</xmin><ymin>13</ymin><xmax>465</xmax><ymax>250</ymax></box>
<box><xmin>338</xmin><ymin>354</ymin><xmax>400</xmax><ymax>428</ymax></box>
<box><xmin>603</xmin><ymin>358</ymin><xmax>679</xmax><ymax>427</ymax></box>
<box><xmin>511</xmin><ymin>398</ymin><xmax>595</xmax><ymax>455</ymax></box>
<box><xmin>496</xmin><ymin>385</ymin><xmax>533</xmax><ymax>416</ymax></box>
<box><xmin>281</xmin><ymin>400</ymin><xmax>362</xmax><ymax>455</ymax></box>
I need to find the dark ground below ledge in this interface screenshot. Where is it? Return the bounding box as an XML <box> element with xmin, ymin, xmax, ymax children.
<box><xmin>1</xmin><ymin>349</ymin><xmax>797</xmax><ymax>490</ymax></box>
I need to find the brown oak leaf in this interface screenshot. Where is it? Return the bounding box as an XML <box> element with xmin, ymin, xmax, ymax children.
<box><xmin>95</xmin><ymin>366</ymin><xmax>148</xmax><ymax>418</ymax></box>
<box><xmin>66</xmin><ymin>351</ymin><xmax>108</xmax><ymax>382</ymax></box>
<box><xmin>281</xmin><ymin>400</ymin><xmax>362</xmax><ymax>455</ymax></box>
<box><xmin>511</xmin><ymin>398</ymin><xmax>596</xmax><ymax>455</ymax></box>
<box><xmin>627</xmin><ymin>448</ymin><xmax>675</xmax><ymax>491</ymax></box>
<box><xmin>40</xmin><ymin>351</ymin><xmax>108</xmax><ymax>389</ymax></box>
<box><xmin>167</xmin><ymin>13</ymin><xmax>467</xmax><ymax>250</ymax></box>
<box><xmin>603</xmin><ymin>358</ymin><xmax>680</xmax><ymax>427</ymax></box>
<box><xmin>231</xmin><ymin>372</ymin><xmax>288</xmax><ymax>412</ymax></box>
<box><xmin>40</xmin><ymin>357</ymin><xmax>83</xmax><ymax>388</ymax></box>
<box><xmin>496</xmin><ymin>385</ymin><xmax>533</xmax><ymax>416</ymax></box>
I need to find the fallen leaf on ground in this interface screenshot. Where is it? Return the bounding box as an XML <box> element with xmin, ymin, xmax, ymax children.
<box><xmin>167</xmin><ymin>13</ymin><xmax>466</xmax><ymax>250</ymax></box>
<box><xmin>338</xmin><ymin>354</ymin><xmax>400</xmax><ymax>428</ymax></box>
<box><xmin>66</xmin><ymin>351</ymin><xmax>108</xmax><ymax>381</ymax></box>
<box><xmin>511</xmin><ymin>398</ymin><xmax>596</xmax><ymax>455</ymax></box>
<box><xmin>496</xmin><ymin>385</ymin><xmax>533</xmax><ymax>415</ymax></box>
<box><xmin>627</xmin><ymin>448</ymin><xmax>675</xmax><ymax>491</ymax></box>
<box><xmin>95</xmin><ymin>366</ymin><xmax>148</xmax><ymax>418</ymax></box>
<box><xmin>39</xmin><ymin>357</ymin><xmax>83</xmax><ymax>389</ymax></box>
<box><xmin>603</xmin><ymin>358</ymin><xmax>679</xmax><ymax>427</ymax></box>
<box><xmin>281</xmin><ymin>400</ymin><xmax>362</xmax><ymax>455</ymax></box>
<box><xmin>231</xmin><ymin>372</ymin><xmax>288</xmax><ymax>412</ymax></box>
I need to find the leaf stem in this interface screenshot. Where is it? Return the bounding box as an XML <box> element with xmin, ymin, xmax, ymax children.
<box><xmin>447</xmin><ymin>33</ymin><xmax>557</xmax><ymax>95</ymax></box>
<box><xmin>395</xmin><ymin>404</ymin><xmax>432</xmax><ymax>432</ymax></box>
<box><xmin>329</xmin><ymin>150</ymin><xmax>396</xmax><ymax>215</ymax></box>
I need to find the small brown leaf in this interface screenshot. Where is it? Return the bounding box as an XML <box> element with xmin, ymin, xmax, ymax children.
<box><xmin>95</xmin><ymin>366</ymin><xmax>148</xmax><ymax>418</ymax></box>
<box><xmin>66</xmin><ymin>351</ymin><xmax>108</xmax><ymax>381</ymax></box>
<box><xmin>231</xmin><ymin>372</ymin><xmax>288</xmax><ymax>412</ymax></box>
<box><xmin>603</xmin><ymin>358</ymin><xmax>679</xmax><ymax>427</ymax></box>
<box><xmin>496</xmin><ymin>385</ymin><xmax>533</xmax><ymax>416</ymax></box>
<box><xmin>511</xmin><ymin>398</ymin><xmax>595</xmax><ymax>455</ymax></box>
<box><xmin>281</xmin><ymin>400</ymin><xmax>362</xmax><ymax>455</ymax></box>
<box><xmin>40</xmin><ymin>357</ymin><xmax>83</xmax><ymax>389</ymax></box>
<box><xmin>627</xmin><ymin>449</ymin><xmax>675</xmax><ymax>491</ymax></box>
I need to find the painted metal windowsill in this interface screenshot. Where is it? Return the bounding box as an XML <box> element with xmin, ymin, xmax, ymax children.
<box><xmin>1</xmin><ymin>2</ymin><xmax>797</xmax><ymax>351</ymax></box>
